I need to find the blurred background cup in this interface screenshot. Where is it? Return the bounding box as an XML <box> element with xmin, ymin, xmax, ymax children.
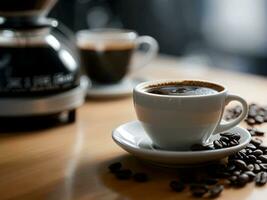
<box><xmin>76</xmin><ymin>28</ymin><xmax>158</xmax><ymax>85</ymax></box>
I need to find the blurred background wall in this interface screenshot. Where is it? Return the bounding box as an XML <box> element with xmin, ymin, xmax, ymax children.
<box><xmin>50</xmin><ymin>0</ymin><xmax>267</xmax><ymax>76</ymax></box>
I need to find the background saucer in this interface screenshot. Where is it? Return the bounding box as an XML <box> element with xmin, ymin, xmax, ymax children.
<box><xmin>112</xmin><ymin>121</ymin><xmax>251</xmax><ymax>166</ymax></box>
<box><xmin>87</xmin><ymin>77</ymin><xmax>146</xmax><ymax>98</ymax></box>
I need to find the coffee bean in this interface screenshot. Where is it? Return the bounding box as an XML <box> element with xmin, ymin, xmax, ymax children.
<box><xmin>259</xmin><ymin>164</ymin><xmax>267</xmax><ymax>171</ymax></box>
<box><xmin>247</xmin><ymin>149</ymin><xmax>253</xmax><ymax>154</ymax></box>
<box><xmin>244</xmin><ymin>171</ymin><xmax>256</xmax><ymax>181</ymax></box>
<box><xmin>259</xmin><ymin>144</ymin><xmax>267</xmax><ymax>151</ymax></box>
<box><xmin>229</xmin><ymin>139</ymin><xmax>239</xmax><ymax>147</ymax></box>
<box><xmin>231</xmin><ymin>133</ymin><xmax>241</xmax><ymax>141</ymax></box>
<box><xmin>252</xmin><ymin>149</ymin><xmax>263</xmax><ymax>157</ymax></box>
<box><xmin>192</xmin><ymin>189</ymin><xmax>207</xmax><ymax>198</ymax></box>
<box><xmin>191</xmin><ymin>185</ymin><xmax>208</xmax><ymax>197</ymax></box>
<box><xmin>240</xmin><ymin>149</ymin><xmax>247</xmax><ymax>154</ymax></box>
<box><xmin>190</xmin><ymin>144</ymin><xmax>214</xmax><ymax>151</ymax></box>
<box><xmin>208</xmin><ymin>185</ymin><xmax>224</xmax><ymax>198</ymax></box>
<box><xmin>247</xmin><ymin>155</ymin><xmax>257</xmax><ymax>163</ymax></box>
<box><xmin>248</xmin><ymin>164</ymin><xmax>254</xmax><ymax>171</ymax></box>
<box><xmin>258</xmin><ymin>110</ymin><xmax>265</xmax><ymax>116</ymax></box>
<box><xmin>259</xmin><ymin>155</ymin><xmax>267</xmax><ymax>163</ymax></box>
<box><xmin>220</xmin><ymin>136</ymin><xmax>230</xmax><ymax>143</ymax></box>
<box><xmin>237</xmin><ymin>151</ymin><xmax>247</xmax><ymax>160</ymax></box>
<box><xmin>248</xmin><ymin>110</ymin><xmax>257</xmax><ymax>118</ymax></box>
<box><xmin>250</xmin><ymin>138</ymin><xmax>263</xmax><ymax>147</ymax></box>
<box><xmin>170</xmin><ymin>180</ymin><xmax>185</xmax><ymax>192</ymax></box>
<box><xmin>115</xmin><ymin>169</ymin><xmax>132</xmax><ymax>180</ymax></box>
<box><xmin>255</xmin><ymin>172</ymin><xmax>267</xmax><ymax>186</ymax></box>
<box><xmin>213</xmin><ymin>140</ymin><xmax>223</xmax><ymax>149</ymax></box>
<box><xmin>236</xmin><ymin>174</ymin><xmax>249</xmax><ymax>187</ymax></box>
<box><xmin>228</xmin><ymin>175</ymin><xmax>238</xmax><ymax>184</ymax></box>
<box><xmin>255</xmin><ymin>130</ymin><xmax>265</xmax><ymax>136</ymax></box>
<box><xmin>255</xmin><ymin>115</ymin><xmax>264</xmax><ymax>124</ymax></box>
<box><xmin>247</xmin><ymin>118</ymin><xmax>256</xmax><ymax>125</ymax></box>
<box><xmin>190</xmin><ymin>184</ymin><xmax>209</xmax><ymax>191</ymax></box>
<box><xmin>203</xmin><ymin>178</ymin><xmax>218</xmax><ymax>185</ymax></box>
<box><xmin>108</xmin><ymin>162</ymin><xmax>122</xmax><ymax>173</ymax></box>
<box><xmin>220</xmin><ymin>132</ymin><xmax>234</xmax><ymax>137</ymax></box>
<box><xmin>246</xmin><ymin>144</ymin><xmax>257</xmax><ymax>150</ymax></box>
<box><xmin>133</xmin><ymin>173</ymin><xmax>148</xmax><ymax>182</ymax></box>
<box><xmin>234</xmin><ymin>160</ymin><xmax>249</xmax><ymax>171</ymax></box>
<box><xmin>221</xmin><ymin>141</ymin><xmax>228</xmax><ymax>148</ymax></box>
<box><xmin>254</xmin><ymin>164</ymin><xmax>261</xmax><ymax>173</ymax></box>
<box><xmin>226</xmin><ymin>164</ymin><xmax>236</xmax><ymax>172</ymax></box>
<box><xmin>233</xmin><ymin>171</ymin><xmax>241</xmax><ymax>176</ymax></box>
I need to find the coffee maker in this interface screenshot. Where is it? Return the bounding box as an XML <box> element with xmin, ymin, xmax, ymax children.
<box><xmin>0</xmin><ymin>0</ymin><xmax>88</xmax><ymax>123</ymax></box>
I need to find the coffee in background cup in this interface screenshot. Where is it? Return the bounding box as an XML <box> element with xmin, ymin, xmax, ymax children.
<box><xmin>134</xmin><ymin>80</ymin><xmax>248</xmax><ymax>150</ymax></box>
<box><xmin>77</xmin><ymin>29</ymin><xmax>158</xmax><ymax>84</ymax></box>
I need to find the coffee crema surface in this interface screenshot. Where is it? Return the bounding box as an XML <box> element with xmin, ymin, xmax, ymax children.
<box><xmin>145</xmin><ymin>81</ymin><xmax>223</xmax><ymax>96</ymax></box>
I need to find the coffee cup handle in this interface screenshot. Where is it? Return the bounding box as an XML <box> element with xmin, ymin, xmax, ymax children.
<box><xmin>214</xmin><ymin>94</ymin><xmax>248</xmax><ymax>134</ymax></box>
<box><xmin>131</xmin><ymin>36</ymin><xmax>159</xmax><ymax>71</ymax></box>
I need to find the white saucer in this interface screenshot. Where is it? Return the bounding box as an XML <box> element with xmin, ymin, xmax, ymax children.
<box><xmin>112</xmin><ymin>121</ymin><xmax>251</xmax><ymax>167</ymax></box>
<box><xmin>87</xmin><ymin>77</ymin><xmax>145</xmax><ymax>98</ymax></box>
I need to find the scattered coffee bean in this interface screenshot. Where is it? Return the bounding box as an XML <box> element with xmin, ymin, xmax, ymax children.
<box><xmin>255</xmin><ymin>115</ymin><xmax>264</xmax><ymax>124</ymax></box>
<box><xmin>255</xmin><ymin>172</ymin><xmax>267</xmax><ymax>186</ymax></box>
<box><xmin>213</xmin><ymin>140</ymin><xmax>223</xmax><ymax>149</ymax></box>
<box><xmin>258</xmin><ymin>144</ymin><xmax>267</xmax><ymax>151</ymax></box>
<box><xmin>246</xmin><ymin>144</ymin><xmax>257</xmax><ymax>150</ymax></box>
<box><xmin>226</xmin><ymin>104</ymin><xmax>267</xmax><ymax>127</ymax></box>
<box><xmin>228</xmin><ymin>175</ymin><xmax>238</xmax><ymax>184</ymax></box>
<box><xmin>247</xmin><ymin>155</ymin><xmax>257</xmax><ymax>163</ymax></box>
<box><xmin>115</xmin><ymin>169</ymin><xmax>132</xmax><ymax>180</ymax></box>
<box><xmin>244</xmin><ymin>171</ymin><xmax>256</xmax><ymax>181</ymax></box>
<box><xmin>231</xmin><ymin>133</ymin><xmax>241</xmax><ymax>141</ymax></box>
<box><xmin>259</xmin><ymin>155</ymin><xmax>267</xmax><ymax>163</ymax></box>
<box><xmin>259</xmin><ymin>164</ymin><xmax>267</xmax><ymax>171</ymax></box>
<box><xmin>208</xmin><ymin>185</ymin><xmax>224</xmax><ymax>198</ymax></box>
<box><xmin>247</xmin><ymin>118</ymin><xmax>256</xmax><ymax>125</ymax></box>
<box><xmin>252</xmin><ymin>149</ymin><xmax>263</xmax><ymax>157</ymax></box>
<box><xmin>250</xmin><ymin>138</ymin><xmax>263</xmax><ymax>147</ymax></box>
<box><xmin>255</xmin><ymin>130</ymin><xmax>265</xmax><ymax>136</ymax></box>
<box><xmin>235</xmin><ymin>174</ymin><xmax>249</xmax><ymax>187</ymax></box>
<box><xmin>233</xmin><ymin>160</ymin><xmax>249</xmax><ymax>171</ymax></box>
<box><xmin>108</xmin><ymin>162</ymin><xmax>122</xmax><ymax>173</ymax></box>
<box><xmin>220</xmin><ymin>132</ymin><xmax>234</xmax><ymax>137</ymax></box>
<box><xmin>170</xmin><ymin>180</ymin><xmax>185</xmax><ymax>192</ymax></box>
<box><xmin>256</xmin><ymin>160</ymin><xmax>262</xmax><ymax>164</ymax></box>
<box><xmin>203</xmin><ymin>178</ymin><xmax>218</xmax><ymax>185</ymax></box>
<box><xmin>220</xmin><ymin>136</ymin><xmax>230</xmax><ymax>143</ymax></box>
<box><xmin>133</xmin><ymin>172</ymin><xmax>148</xmax><ymax>182</ymax></box>
<box><xmin>190</xmin><ymin>144</ymin><xmax>214</xmax><ymax>151</ymax></box>
<box><xmin>191</xmin><ymin>185</ymin><xmax>208</xmax><ymax>197</ymax></box>
<box><xmin>247</xmin><ymin>164</ymin><xmax>254</xmax><ymax>171</ymax></box>
<box><xmin>254</xmin><ymin>164</ymin><xmax>261</xmax><ymax>173</ymax></box>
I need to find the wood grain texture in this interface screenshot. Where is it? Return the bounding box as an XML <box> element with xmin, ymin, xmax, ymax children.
<box><xmin>0</xmin><ymin>55</ymin><xmax>267</xmax><ymax>200</ymax></box>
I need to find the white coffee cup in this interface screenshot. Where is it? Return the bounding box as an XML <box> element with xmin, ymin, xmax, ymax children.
<box><xmin>133</xmin><ymin>79</ymin><xmax>248</xmax><ymax>150</ymax></box>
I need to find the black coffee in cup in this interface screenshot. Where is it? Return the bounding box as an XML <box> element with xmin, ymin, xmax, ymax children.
<box><xmin>146</xmin><ymin>81</ymin><xmax>223</xmax><ymax>96</ymax></box>
<box><xmin>77</xmin><ymin>29</ymin><xmax>158</xmax><ymax>84</ymax></box>
<box><xmin>79</xmin><ymin>42</ymin><xmax>135</xmax><ymax>84</ymax></box>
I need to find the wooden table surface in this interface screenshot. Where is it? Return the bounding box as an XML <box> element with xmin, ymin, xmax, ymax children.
<box><xmin>0</xmin><ymin>55</ymin><xmax>267</xmax><ymax>200</ymax></box>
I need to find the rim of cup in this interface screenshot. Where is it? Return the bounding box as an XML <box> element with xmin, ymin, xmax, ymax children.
<box><xmin>76</xmin><ymin>28</ymin><xmax>137</xmax><ymax>41</ymax></box>
<box><xmin>134</xmin><ymin>79</ymin><xmax>227</xmax><ymax>98</ymax></box>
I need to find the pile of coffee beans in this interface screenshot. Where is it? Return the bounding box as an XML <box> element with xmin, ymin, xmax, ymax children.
<box><xmin>191</xmin><ymin>132</ymin><xmax>241</xmax><ymax>151</ymax></box>
<box><xmin>108</xmin><ymin>162</ymin><xmax>148</xmax><ymax>182</ymax></box>
<box><xmin>225</xmin><ymin>103</ymin><xmax>267</xmax><ymax>127</ymax></box>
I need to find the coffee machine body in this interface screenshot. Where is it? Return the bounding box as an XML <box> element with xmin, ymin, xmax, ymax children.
<box><xmin>0</xmin><ymin>0</ymin><xmax>88</xmax><ymax>123</ymax></box>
